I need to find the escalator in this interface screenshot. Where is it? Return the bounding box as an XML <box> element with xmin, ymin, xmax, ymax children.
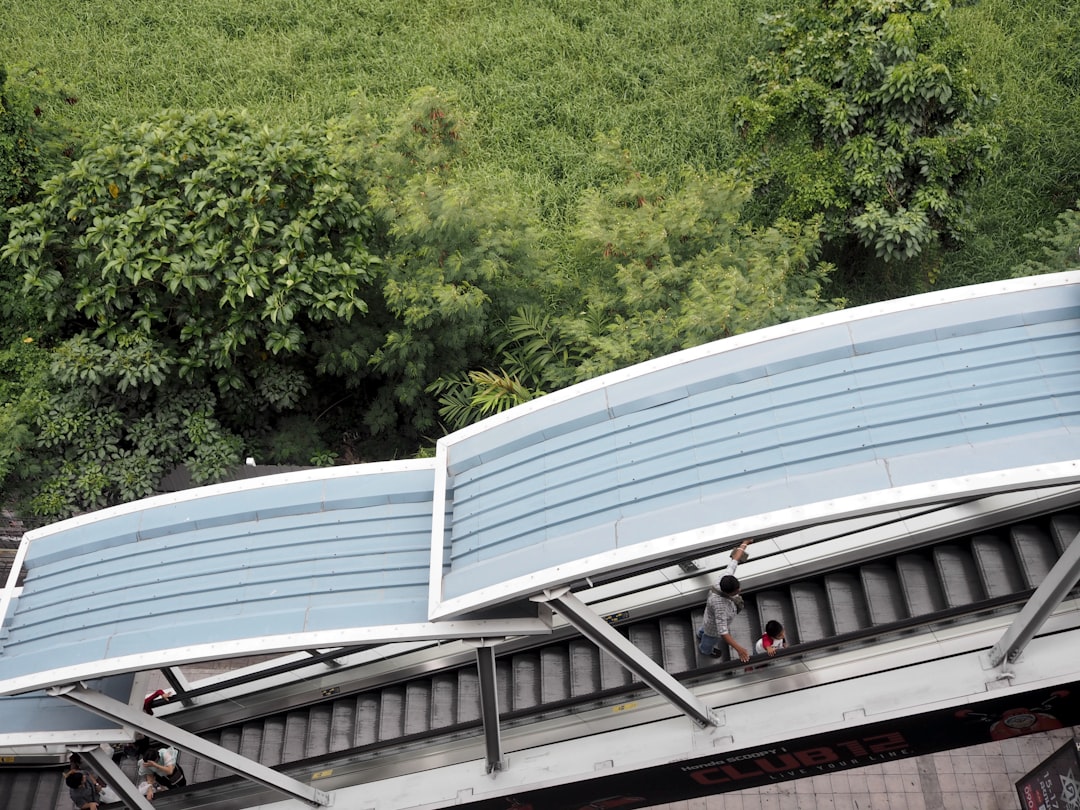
<box><xmin>5</xmin><ymin>508</ymin><xmax>1078</xmax><ymax>810</ymax></box>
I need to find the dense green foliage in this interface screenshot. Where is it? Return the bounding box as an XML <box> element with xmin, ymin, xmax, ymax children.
<box><xmin>937</xmin><ymin>0</ymin><xmax>1080</xmax><ymax>288</ymax></box>
<box><xmin>430</xmin><ymin>141</ymin><xmax>840</xmax><ymax>429</ymax></box>
<box><xmin>0</xmin><ymin>0</ymin><xmax>762</xmax><ymax>221</ymax></box>
<box><xmin>1</xmin><ymin>0</ymin><xmax>1078</xmax><ymax>517</ymax></box>
<box><xmin>735</xmin><ymin>0</ymin><xmax>997</xmax><ymax>266</ymax></box>
<box><xmin>0</xmin><ymin>96</ymin><xmax>543</xmax><ymax>515</ymax></box>
<box><xmin>2</xmin><ymin>109</ymin><xmax>377</xmax><ymax>512</ymax></box>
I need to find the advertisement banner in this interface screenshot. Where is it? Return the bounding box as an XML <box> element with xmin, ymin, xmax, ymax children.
<box><xmin>1016</xmin><ymin>739</ymin><xmax>1080</xmax><ymax>810</ymax></box>
<box><xmin>461</xmin><ymin>682</ymin><xmax>1080</xmax><ymax>810</ymax></box>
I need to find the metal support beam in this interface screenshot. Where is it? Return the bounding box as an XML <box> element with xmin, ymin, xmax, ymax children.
<box><xmin>306</xmin><ymin>649</ymin><xmax>343</xmax><ymax>668</ymax></box>
<box><xmin>49</xmin><ymin>683</ymin><xmax>333</xmax><ymax>806</ymax></box>
<box><xmin>75</xmin><ymin>745</ymin><xmax>155</xmax><ymax>810</ymax></box>
<box><xmin>538</xmin><ymin>589</ymin><xmax>718</xmax><ymax>728</ymax></box>
<box><xmin>159</xmin><ymin>667</ymin><xmax>193</xmax><ymax>707</ymax></box>
<box><xmin>475</xmin><ymin>644</ymin><xmax>505</xmax><ymax>773</ymax></box>
<box><xmin>989</xmin><ymin>530</ymin><xmax>1080</xmax><ymax>667</ymax></box>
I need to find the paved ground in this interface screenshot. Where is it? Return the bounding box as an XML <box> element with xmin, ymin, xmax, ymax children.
<box><xmin>649</xmin><ymin>728</ymin><xmax>1076</xmax><ymax>810</ymax></box>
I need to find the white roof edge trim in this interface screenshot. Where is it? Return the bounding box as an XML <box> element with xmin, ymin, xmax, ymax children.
<box><xmin>23</xmin><ymin>457</ymin><xmax>438</xmax><ymax>542</ymax></box>
<box><xmin>0</xmin><ymin>615</ymin><xmax>553</xmax><ymax>697</ymax></box>
<box><xmin>438</xmin><ymin>271</ymin><xmax>1080</xmax><ymax>446</ymax></box>
<box><xmin>0</xmin><ymin>535</ymin><xmax>32</xmax><ymax>628</ymax></box>
<box><xmin>428</xmin><ymin>441</ymin><xmax>450</xmax><ymax>618</ymax></box>
<box><xmin>429</xmin><ymin>460</ymin><xmax>1080</xmax><ymax>619</ymax></box>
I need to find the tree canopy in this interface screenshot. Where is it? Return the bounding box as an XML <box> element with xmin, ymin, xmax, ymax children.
<box><xmin>1</xmin><ymin>0</ymin><xmax>1078</xmax><ymax>519</ymax></box>
<box><xmin>735</xmin><ymin>0</ymin><xmax>998</xmax><ymax>264</ymax></box>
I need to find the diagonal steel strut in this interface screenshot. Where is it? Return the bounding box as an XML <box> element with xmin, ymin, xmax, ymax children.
<box><xmin>48</xmin><ymin>682</ymin><xmax>333</xmax><ymax>806</ymax></box>
<box><xmin>537</xmin><ymin>588</ymin><xmax>718</xmax><ymax>727</ymax></box>
<box><xmin>75</xmin><ymin>744</ymin><xmax>156</xmax><ymax>810</ymax></box>
<box><xmin>475</xmin><ymin>643</ymin><xmax>505</xmax><ymax>773</ymax></box>
<box><xmin>990</xmin><ymin>529</ymin><xmax>1080</xmax><ymax>667</ymax></box>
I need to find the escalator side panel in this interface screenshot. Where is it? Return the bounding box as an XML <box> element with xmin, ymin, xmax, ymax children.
<box><xmin>238</xmin><ymin>721</ymin><xmax>264</xmax><ymax>761</ymax></box>
<box><xmin>628</xmin><ymin>623</ymin><xmax>663</xmax><ymax>667</ymax></box>
<box><xmin>191</xmin><ymin>729</ymin><xmax>222</xmax><ymax>783</ymax></box>
<box><xmin>34</xmin><ymin>772</ymin><xmax>63</xmax><ymax>810</ymax></box>
<box><xmin>724</xmin><ymin>598</ymin><xmax>761</xmax><ymax>662</ymax></box>
<box><xmin>496</xmin><ymin>660</ymin><xmax>513</xmax><ymax>715</ymax></box>
<box><xmin>305</xmin><ymin>705</ymin><xmax>333</xmax><ymax>758</ymax></box>
<box><xmin>2</xmin><ymin>772</ymin><xmax>45</xmax><ymax>810</ymax></box>
<box><xmin>599</xmin><ymin>646</ymin><xmax>633</xmax><ymax>689</ymax></box>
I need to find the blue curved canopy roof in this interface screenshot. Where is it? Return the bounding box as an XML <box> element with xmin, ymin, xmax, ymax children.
<box><xmin>1</xmin><ymin>272</ymin><xmax>1079</xmax><ymax>705</ymax></box>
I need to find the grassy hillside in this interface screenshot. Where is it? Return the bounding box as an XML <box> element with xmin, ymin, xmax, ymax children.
<box><xmin>3</xmin><ymin>0</ymin><xmax>1078</xmax><ymax>285</ymax></box>
<box><xmin>1</xmin><ymin>0</ymin><xmax>768</xmax><ymax>219</ymax></box>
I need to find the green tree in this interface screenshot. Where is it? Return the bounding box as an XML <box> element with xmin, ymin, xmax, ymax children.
<box><xmin>2</xmin><ymin>108</ymin><xmax>377</xmax><ymax>516</ymax></box>
<box><xmin>326</xmin><ymin>90</ymin><xmax>545</xmax><ymax>442</ymax></box>
<box><xmin>1010</xmin><ymin>202</ymin><xmax>1080</xmax><ymax>278</ymax></box>
<box><xmin>735</xmin><ymin>0</ymin><xmax>998</xmax><ymax>265</ymax></box>
<box><xmin>430</xmin><ymin>139</ymin><xmax>841</xmax><ymax>429</ymax></box>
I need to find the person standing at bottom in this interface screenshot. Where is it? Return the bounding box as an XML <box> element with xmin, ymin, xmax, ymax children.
<box><xmin>64</xmin><ymin>771</ymin><xmax>100</xmax><ymax>810</ymax></box>
<box><xmin>698</xmin><ymin>539</ymin><xmax>753</xmax><ymax>662</ymax></box>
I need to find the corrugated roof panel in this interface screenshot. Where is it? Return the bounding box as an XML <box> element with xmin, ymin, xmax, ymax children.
<box><xmin>2</xmin><ymin>273</ymin><xmax>1078</xmax><ymax>705</ymax></box>
<box><xmin>0</xmin><ymin>676</ymin><xmax>134</xmax><ymax>742</ymax></box>
<box><xmin>438</xmin><ymin>276</ymin><xmax>1080</xmax><ymax>606</ymax></box>
<box><xmin>0</xmin><ymin>466</ymin><xmax>448</xmax><ymax>687</ymax></box>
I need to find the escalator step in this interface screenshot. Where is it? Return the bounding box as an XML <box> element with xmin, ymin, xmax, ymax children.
<box><xmin>933</xmin><ymin>545</ymin><xmax>986</xmax><ymax>608</ymax></box>
<box><xmin>789</xmin><ymin>582</ymin><xmax>834</xmax><ymax>642</ymax></box>
<box><xmin>1049</xmin><ymin>514</ymin><xmax>1080</xmax><ymax>556</ymax></box>
<box><xmin>824</xmin><ymin>573</ymin><xmax>872</xmax><ymax>634</ymax></box>
<box><xmin>404</xmin><ymin>681</ymin><xmax>433</xmax><ymax>736</ymax></box>
<box><xmin>860</xmin><ymin>564</ymin><xmax>908</xmax><ymax>625</ymax></box>
<box><xmin>1011</xmin><ymin>524</ymin><xmax>1059</xmax><ymax>588</ymax></box>
<box><xmin>971</xmin><ymin>535</ymin><xmax>1025</xmax><ymax>597</ymax></box>
<box><xmin>456</xmin><ymin>667</ymin><xmax>481</xmax><ymax>724</ymax></box>
<box><xmin>569</xmin><ymin>639</ymin><xmax>601</xmax><ymax>696</ymax></box>
<box><xmin>540</xmin><ymin>646</ymin><xmax>571</xmax><ymax>704</ymax></box>
<box><xmin>897</xmin><ymin>555</ymin><xmax>947</xmax><ymax>616</ymax></box>
<box><xmin>659</xmin><ymin>615</ymin><xmax>696</xmax><ymax>674</ymax></box>
<box><xmin>329</xmin><ymin>698</ymin><xmax>356</xmax><ymax>752</ymax></box>
<box><xmin>377</xmin><ymin>688</ymin><xmax>405</xmax><ymax>741</ymax></box>
<box><xmin>259</xmin><ymin>717</ymin><xmax>286</xmax><ymax>767</ymax></box>
<box><xmin>354</xmin><ymin>694</ymin><xmax>380</xmax><ymax>746</ymax></box>
<box><xmin>754</xmin><ymin>591</ymin><xmax>794</xmax><ymax>646</ymax></box>
<box><xmin>430</xmin><ymin>673</ymin><xmax>459</xmax><ymax>729</ymax></box>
